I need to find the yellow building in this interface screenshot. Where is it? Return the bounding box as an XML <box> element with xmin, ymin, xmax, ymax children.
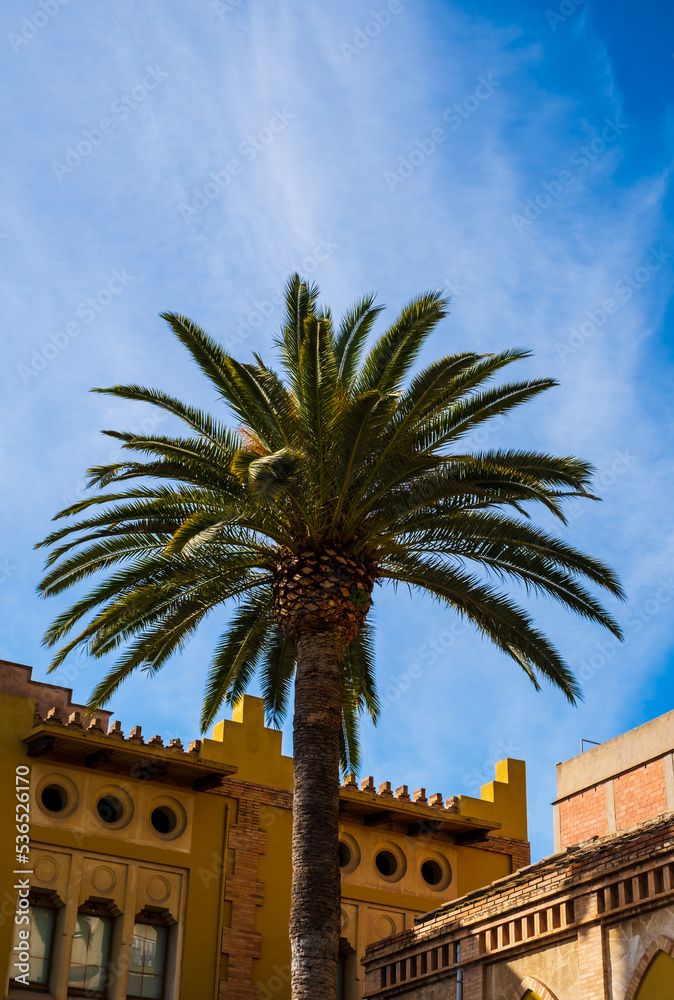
<box><xmin>0</xmin><ymin>660</ymin><xmax>530</xmax><ymax>1000</ymax></box>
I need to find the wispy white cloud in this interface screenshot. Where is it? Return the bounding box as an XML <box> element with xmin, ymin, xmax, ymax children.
<box><xmin>1</xmin><ymin>0</ymin><xmax>671</xmax><ymax>860</ymax></box>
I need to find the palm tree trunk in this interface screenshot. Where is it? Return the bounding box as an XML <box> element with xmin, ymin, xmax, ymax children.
<box><xmin>291</xmin><ymin>629</ymin><xmax>346</xmax><ymax>1000</ymax></box>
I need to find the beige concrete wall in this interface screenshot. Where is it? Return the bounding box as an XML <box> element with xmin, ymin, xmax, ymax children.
<box><xmin>556</xmin><ymin>712</ymin><xmax>674</xmax><ymax>799</ymax></box>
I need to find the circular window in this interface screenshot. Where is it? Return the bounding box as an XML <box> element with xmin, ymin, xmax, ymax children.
<box><xmin>373</xmin><ymin>842</ymin><xmax>406</xmax><ymax>883</ymax></box>
<box><xmin>419</xmin><ymin>853</ymin><xmax>452</xmax><ymax>891</ymax></box>
<box><xmin>36</xmin><ymin>773</ymin><xmax>79</xmax><ymax>819</ymax></box>
<box><xmin>151</xmin><ymin>806</ymin><xmax>177</xmax><ymax>835</ymax></box>
<box><xmin>421</xmin><ymin>859</ymin><xmax>443</xmax><ymax>885</ymax></box>
<box><xmin>337</xmin><ymin>833</ymin><xmax>360</xmax><ymax>874</ymax></box>
<box><xmin>97</xmin><ymin>795</ymin><xmax>124</xmax><ymax>824</ymax></box>
<box><xmin>40</xmin><ymin>784</ymin><xmax>68</xmax><ymax>813</ymax></box>
<box><xmin>338</xmin><ymin>842</ymin><xmax>352</xmax><ymax>869</ymax></box>
<box><xmin>93</xmin><ymin>786</ymin><xmax>133</xmax><ymax>830</ymax></box>
<box><xmin>148</xmin><ymin>796</ymin><xmax>187</xmax><ymax>840</ymax></box>
<box><xmin>376</xmin><ymin>850</ymin><xmax>398</xmax><ymax>877</ymax></box>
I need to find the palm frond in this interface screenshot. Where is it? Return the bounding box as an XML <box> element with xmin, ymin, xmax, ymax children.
<box><xmin>200</xmin><ymin>590</ymin><xmax>275</xmax><ymax>731</ymax></box>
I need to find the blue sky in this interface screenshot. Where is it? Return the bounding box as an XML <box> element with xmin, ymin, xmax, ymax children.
<box><xmin>1</xmin><ymin>0</ymin><xmax>672</xmax><ymax>861</ymax></box>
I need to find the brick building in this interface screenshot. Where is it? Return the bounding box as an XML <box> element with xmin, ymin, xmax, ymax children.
<box><xmin>553</xmin><ymin>710</ymin><xmax>674</xmax><ymax>850</ymax></box>
<box><xmin>0</xmin><ymin>660</ymin><xmax>531</xmax><ymax>1000</ymax></box>
<box><xmin>362</xmin><ymin>712</ymin><xmax>674</xmax><ymax>1000</ymax></box>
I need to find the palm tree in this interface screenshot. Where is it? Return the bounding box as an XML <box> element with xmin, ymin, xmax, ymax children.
<box><xmin>37</xmin><ymin>275</ymin><xmax>623</xmax><ymax>1000</ymax></box>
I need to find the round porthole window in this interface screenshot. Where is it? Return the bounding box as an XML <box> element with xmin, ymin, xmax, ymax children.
<box><xmin>421</xmin><ymin>859</ymin><xmax>443</xmax><ymax>885</ymax></box>
<box><xmin>374</xmin><ymin>843</ymin><xmax>406</xmax><ymax>883</ymax></box>
<box><xmin>97</xmin><ymin>795</ymin><xmax>124</xmax><ymax>824</ymax></box>
<box><xmin>338</xmin><ymin>841</ymin><xmax>352</xmax><ymax>868</ymax></box>
<box><xmin>93</xmin><ymin>786</ymin><xmax>133</xmax><ymax>829</ymax></box>
<box><xmin>151</xmin><ymin>806</ymin><xmax>177</xmax><ymax>835</ymax></box>
<box><xmin>337</xmin><ymin>833</ymin><xmax>360</xmax><ymax>874</ymax></box>
<box><xmin>420</xmin><ymin>853</ymin><xmax>452</xmax><ymax>891</ymax></box>
<box><xmin>376</xmin><ymin>850</ymin><xmax>398</xmax><ymax>876</ymax></box>
<box><xmin>40</xmin><ymin>784</ymin><xmax>69</xmax><ymax>813</ymax></box>
<box><xmin>36</xmin><ymin>773</ymin><xmax>79</xmax><ymax>819</ymax></box>
<box><xmin>148</xmin><ymin>796</ymin><xmax>187</xmax><ymax>840</ymax></box>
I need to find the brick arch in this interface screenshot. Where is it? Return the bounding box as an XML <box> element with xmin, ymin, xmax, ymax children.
<box><xmin>624</xmin><ymin>935</ymin><xmax>674</xmax><ymax>1000</ymax></box>
<box><xmin>512</xmin><ymin>977</ymin><xmax>560</xmax><ymax>1000</ymax></box>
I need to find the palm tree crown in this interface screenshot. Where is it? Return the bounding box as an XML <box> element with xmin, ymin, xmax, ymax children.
<box><xmin>37</xmin><ymin>275</ymin><xmax>623</xmax><ymax>768</ymax></box>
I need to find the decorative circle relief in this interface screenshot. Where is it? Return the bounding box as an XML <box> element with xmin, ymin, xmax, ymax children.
<box><xmin>33</xmin><ymin>856</ymin><xmax>59</xmax><ymax>884</ymax></box>
<box><xmin>340</xmin><ymin>908</ymin><xmax>349</xmax><ymax>932</ymax></box>
<box><xmin>374</xmin><ymin>914</ymin><xmax>396</xmax><ymax>940</ymax></box>
<box><xmin>146</xmin><ymin>875</ymin><xmax>171</xmax><ymax>903</ymax></box>
<box><xmin>91</xmin><ymin>866</ymin><xmax>116</xmax><ymax>893</ymax></box>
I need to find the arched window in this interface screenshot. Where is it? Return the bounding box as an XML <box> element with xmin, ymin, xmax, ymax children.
<box><xmin>68</xmin><ymin>900</ymin><xmax>114</xmax><ymax>997</ymax></box>
<box><xmin>513</xmin><ymin>979</ymin><xmax>559</xmax><ymax>1000</ymax></box>
<box><xmin>634</xmin><ymin>950</ymin><xmax>674</xmax><ymax>999</ymax></box>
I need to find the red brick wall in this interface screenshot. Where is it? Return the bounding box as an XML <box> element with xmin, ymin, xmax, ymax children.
<box><xmin>476</xmin><ymin>835</ymin><xmax>531</xmax><ymax>872</ymax></box>
<box><xmin>559</xmin><ymin>784</ymin><xmax>608</xmax><ymax>848</ymax></box>
<box><xmin>613</xmin><ymin>758</ymin><xmax>668</xmax><ymax>830</ymax></box>
<box><xmin>215</xmin><ymin>778</ymin><xmax>294</xmax><ymax>1000</ymax></box>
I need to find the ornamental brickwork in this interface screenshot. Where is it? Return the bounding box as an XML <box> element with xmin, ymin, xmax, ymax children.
<box><xmin>216</xmin><ymin>778</ymin><xmax>294</xmax><ymax>1000</ymax></box>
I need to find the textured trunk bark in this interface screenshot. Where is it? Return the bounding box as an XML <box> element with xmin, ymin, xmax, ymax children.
<box><xmin>290</xmin><ymin>629</ymin><xmax>346</xmax><ymax>1000</ymax></box>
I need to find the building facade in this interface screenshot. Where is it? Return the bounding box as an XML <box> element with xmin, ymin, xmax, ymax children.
<box><xmin>0</xmin><ymin>660</ymin><xmax>531</xmax><ymax>1000</ymax></box>
<box><xmin>362</xmin><ymin>713</ymin><xmax>674</xmax><ymax>1000</ymax></box>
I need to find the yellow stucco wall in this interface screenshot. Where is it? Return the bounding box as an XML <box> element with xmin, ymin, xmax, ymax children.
<box><xmin>0</xmin><ymin>688</ymin><xmax>233</xmax><ymax>999</ymax></box>
<box><xmin>1</xmin><ymin>684</ymin><xmax>529</xmax><ymax>1000</ymax></box>
<box><xmin>457</xmin><ymin>758</ymin><xmax>528</xmax><ymax>841</ymax></box>
<box><xmin>0</xmin><ymin>694</ymin><xmax>36</xmax><ymax>997</ymax></box>
<box><xmin>209</xmin><ymin>696</ymin><xmax>294</xmax><ymax>792</ymax></box>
